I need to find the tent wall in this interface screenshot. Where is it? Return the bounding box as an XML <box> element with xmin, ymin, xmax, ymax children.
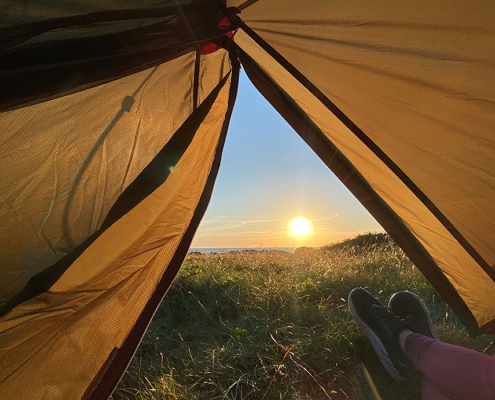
<box><xmin>0</xmin><ymin>54</ymin><xmax>196</xmax><ymax>307</ymax></box>
<box><xmin>231</xmin><ymin>0</ymin><xmax>495</xmax><ymax>334</ymax></box>
<box><xmin>0</xmin><ymin>45</ymin><xmax>238</xmax><ymax>397</ymax></box>
<box><xmin>234</xmin><ymin>0</ymin><xmax>495</xmax><ymax>269</ymax></box>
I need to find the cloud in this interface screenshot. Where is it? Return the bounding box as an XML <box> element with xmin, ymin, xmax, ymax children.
<box><xmin>198</xmin><ymin>217</ymin><xmax>279</xmax><ymax>232</ymax></box>
<box><xmin>198</xmin><ymin>216</ymin><xmax>228</xmax><ymax>225</ymax></box>
<box><xmin>199</xmin><ymin>229</ymin><xmax>278</xmax><ymax>238</ymax></box>
<box><xmin>310</xmin><ymin>214</ymin><xmax>339</xmax><ymax>222</ymax></box>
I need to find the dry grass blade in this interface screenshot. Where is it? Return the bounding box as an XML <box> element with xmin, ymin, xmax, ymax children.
<box><xmin>288</xmin><ymin>354</ymin><xmax>332</xmax><ymax>399</ymax></box>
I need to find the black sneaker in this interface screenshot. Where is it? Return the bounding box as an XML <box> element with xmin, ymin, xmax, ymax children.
<box><xmin>348</xmin><ymin>288</ymin><xmax>413</xmax><ymax>381</ymax></box>
<box><xmin>388</xmin><ymin>291</ymin><xmax>437</xmax><ymax>339</ymax></box>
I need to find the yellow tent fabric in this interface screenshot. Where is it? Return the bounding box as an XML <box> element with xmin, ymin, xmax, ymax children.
<box><xmin>0</xmin><ymin>67</ymin><xmax>235</xmax><ymax>399</ymax></box>
<box><xmin>230</xmin><ymin>0</ymin><xmax>495</xmax><ymax>334</ymax></box>
<box><xmin>236</xmin><ymin>0</ymin><xmax>495</xmax><ymax>266</ymax></box>
<box><xmin>234</xmin><ymin>25</ymin><xmax>495</xmax><ymax>334</ymax></box>
<box><xmin>1</xmin><ymin>0</ymin><xmax>494</xmax><ymax>397</ymax></box>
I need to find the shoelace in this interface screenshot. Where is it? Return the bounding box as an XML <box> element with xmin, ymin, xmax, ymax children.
<box><xmin>371</xmin><ymin>304</ymin><xmax>406</xmax><ymax>334</ymax></box>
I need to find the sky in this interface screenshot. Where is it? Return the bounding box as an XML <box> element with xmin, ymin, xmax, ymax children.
<box><xmin>190</xmin><ymin>71</ymin><xmax>383</xmax><ymax>249</ymax></box>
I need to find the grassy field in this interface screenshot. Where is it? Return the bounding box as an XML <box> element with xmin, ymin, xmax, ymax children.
<box><xmin>111</xmin><ymin>234</ymin><xmax>493</xmax><ymax>400</ymax></box>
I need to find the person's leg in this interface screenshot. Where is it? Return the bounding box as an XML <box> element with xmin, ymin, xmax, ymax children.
<box><xmin>350</xmin><ymin>289</ymin><xmax>495</xmax><ymax>400</ymax></box>
<box><xmin>392</xmin><ymin>291</ymin><xmax>495</xmax><ymax>399</ymax></box>
<box><xmin>421</xmin><ymin>377</ymin><xmax>454</xmax><ymax>400</ymax></box>
<box><xmin>404</xmin><ymin>332</ymin><xmax>495</xmax><ymax>400</ymax></box>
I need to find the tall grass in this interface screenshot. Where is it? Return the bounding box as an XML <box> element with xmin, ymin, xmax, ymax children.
<box><xmin>111</xmin><ymin>234</ymin><xmax>493</xmax><ymax>400</ymax></box>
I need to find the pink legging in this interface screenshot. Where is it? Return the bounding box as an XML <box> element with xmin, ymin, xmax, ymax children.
<box><xmin>405</xmin><ymin>333</ymin><xmax>495</xmax><ymax>400</ymax></box>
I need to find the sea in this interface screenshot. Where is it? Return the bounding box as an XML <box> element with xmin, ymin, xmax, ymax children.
<box><xmin>188</xmin><ymin>247</ymin><xmax>294</xmax><ymax>254</ymax></box>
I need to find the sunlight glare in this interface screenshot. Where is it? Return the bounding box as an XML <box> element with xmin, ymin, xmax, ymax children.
<box><xmin>289</xmin><ymin>217</ymin><xmax>311</xmax><ymax>237</ymax></box>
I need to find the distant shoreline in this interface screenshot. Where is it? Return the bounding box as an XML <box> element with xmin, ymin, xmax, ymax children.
<box><xmin>188</xmin><ymin>233</ymin><xmax>391</xmax><ymax>254</ymax></box>
<box><xmin>188</xmin><ymin>247</ymin><xmax>294</xmax><ymax>254</ymax></box>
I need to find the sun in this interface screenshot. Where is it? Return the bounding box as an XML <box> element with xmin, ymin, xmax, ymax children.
<box><xmin>289</xmin><ymin>217</ymin><xmax>311</xmax><ymax>237</ymax></box>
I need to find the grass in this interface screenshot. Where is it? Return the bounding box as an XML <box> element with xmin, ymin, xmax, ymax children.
<box><xmin>111</xmin><ymin>234</ymin><xmax>494</xmax><ymax>400</ymax></box>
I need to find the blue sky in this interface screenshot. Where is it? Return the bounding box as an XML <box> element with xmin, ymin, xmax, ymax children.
<box><xmin>191</xmin><ymin>71</ymin><xmax>383</xmax><ymax>248</ymax></box>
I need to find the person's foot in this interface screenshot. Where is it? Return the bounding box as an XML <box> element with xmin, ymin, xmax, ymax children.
<box><xmin>388</xmin><ymin>291</ymin><xmax>437</xmax><ymax>339</ymax></box>
<box><xmin>348</xmin><ymin>288</ymin><xmax>413</xmax><ymax>381</ymax></box>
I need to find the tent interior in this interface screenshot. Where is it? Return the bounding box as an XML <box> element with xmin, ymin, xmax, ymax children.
<box><xmin>1</xmin><ymin>0</ymin><xmax>495</xmax><ymax>398</ymax></box>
